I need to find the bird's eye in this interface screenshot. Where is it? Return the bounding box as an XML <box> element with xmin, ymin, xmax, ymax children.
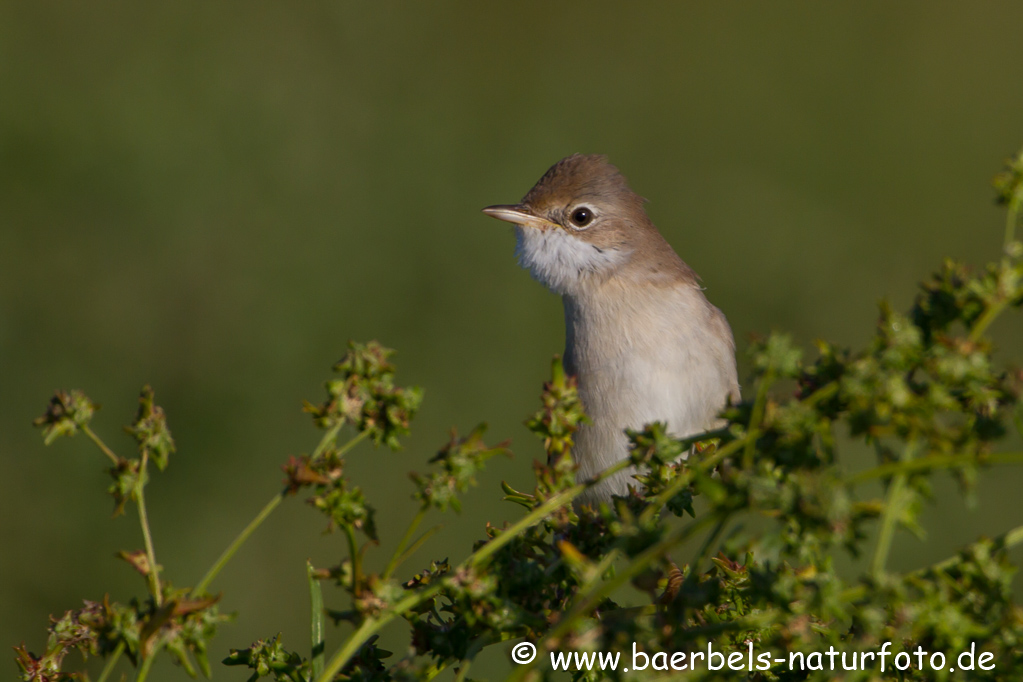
<box><xmin>569</xmin><ymin>207</ymin><xmax>594</xmax><ymax>228</ymax></box>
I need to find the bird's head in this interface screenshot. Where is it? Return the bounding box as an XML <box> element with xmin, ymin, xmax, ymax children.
<box><xmin>484</xmin><ymin>154</ymin><xmax>680</xmax><ymax>296</ymax></box>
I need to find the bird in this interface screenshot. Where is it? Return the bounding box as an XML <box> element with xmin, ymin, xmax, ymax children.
<box><xmin>483</xmin><ymin>154</ymin><xmax>739</xmax><ymax>506</ymax></box>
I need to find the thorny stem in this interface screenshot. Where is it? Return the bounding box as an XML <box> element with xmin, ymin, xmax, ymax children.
<box><xmin>135</xmin><ymin>451</ymin><xmax>163</xmax><ymax>605</ymax></box>
<box><xmin>314</xmin><ymin>458</ymin><xmax>635</xmax><ymax>682</ymax></box>
<box><xmin>382</xmin><ymin>507</ymin><xmax>427</xmax><ymax>580</ymax></box>
<box><xmin>96</xmin><ymin>641</ymin><xmax>124</xmax><ymax>682</ymax></box>
<box><xmin>191</xmin><ymin>425</ymin><xmax>363</xmax><ymax>597</ymax></box>
<box><xmin>870</xmin><ymin>441</ymin><xmax>918</xmax><ymax>579</ymax></box>
<box><xmin>82</xmin><ymin>425</ymin><xmax>120</xmax><ymax>466</ymax></box>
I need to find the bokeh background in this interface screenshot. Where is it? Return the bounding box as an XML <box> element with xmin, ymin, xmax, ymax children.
<box><xmin>3</xmin><ymin>3</ymin><xmax>1023</xmax><ymax>680</ymax></box>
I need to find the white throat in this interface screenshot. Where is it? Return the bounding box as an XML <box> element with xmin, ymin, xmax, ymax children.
<box><xmin>514</xmin><ymin>226</ymin><xmax>629</xmax><ymax>296</ymax></box>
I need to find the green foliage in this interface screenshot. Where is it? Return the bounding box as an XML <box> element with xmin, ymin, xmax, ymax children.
<box><xmin>15</xmin><ymin>602</ymin><xmax>102</xmax><ymax>682</ymax></box>
<box><xmin>224</xmin><ymin>634</ymin><xmax>316</xmax><ymax>682</ymax></box>
<box><xmin>411</xmin><ymin>425</ymin><xmax>511</xmax><ymax>514</ymax></box>
<box><xmin>283</xmin><ymin>450</ymin><xmax>377</xmax><ymax>540</ymax></box>
<box><xmin>32</xmin><ymin>390</ymin><xmax>98</xmax><ymax>446</ymax></box>
<box><xmin>15</xmin><ymin>150</ymin><xmax>1023</xmax><ymax>681</ymax></box>
<box><xmin>304</xmin><ymin>341</ymin><xmax>424</xmax><ymax>450</ymax></box>
<box><xmin>15</xmin><ymin>591</ymin><xmax>229</xmax><ymax>682</ymax></box>
<box><xmin>125</xmin><ymin>386</ymin><xmax>176</xmax><ymax>472</ymax></box>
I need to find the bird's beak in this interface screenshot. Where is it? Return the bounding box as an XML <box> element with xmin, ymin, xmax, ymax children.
<box><xmin>482</xmin><ymin>204</ymin><xmax>559</xmax><ymax>231</ymax></box>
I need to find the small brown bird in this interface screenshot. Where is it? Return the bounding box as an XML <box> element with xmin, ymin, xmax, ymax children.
<box><xmin>484</xmin><ymin>154</ymin><xmax>739</xmax><ymax>505</ymax></box>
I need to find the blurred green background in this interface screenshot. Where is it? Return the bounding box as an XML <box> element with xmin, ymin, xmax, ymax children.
<box><xmin>3</xmin><ymin>2</ymin><xmax>1023</xmax><ymax>680</ymax></box>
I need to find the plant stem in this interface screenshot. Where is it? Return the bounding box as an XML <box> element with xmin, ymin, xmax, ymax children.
<box><xmin>927</xmin><ymin>523</ymin><xmax>1023</xmax><ymax>573</ymax></box>
<box><xmin>844</xmin><ymin>522</ymin><xmax>1023</xmax><ymax>603</ymax></box>
<box><xmin>308</xmin><ymin>561</ymin><xmax>325</xmax><ymax>680</ymax></box>
<box><xmin>136</xmin><ymin>451</ymin><xmax>162</xmax><ymax>605</ymax></box>
<box><xmin>382</xmin><ymin>507</ymin><xmax>426</xmax><ymax>580</ymax></box>
<box><xmin>1005</xmin><ymin>195</ymin><xmax>1020</xmax><ymax>252</ymax></box>
<box><xmin>82</xmin><ymin>425</ymin><xmax>120</xmax><ymax>466</ymax></box>
<box><xmin>82</xmin><ymin>427</ymin><xmax>164</xmax><ymax>604</ymax></box>
<box><xmin>968</xmin><ymin>203</ymin><xmax>1020</xmax><ymax>341</ymax></box>
<box><xmin>870</xmin><ymin>472</ymin><xmax>906</xmax><ymax>580</ymax></box>
<box><xmin>586</xmin><ymin>548</ymin><xmax>621</xmax><ymax>587</ymax></box>
<box><xmin>468</xmin><ymin>460</ymin><xmax>633</xmax><ymax>569</ymax></box>
<box><xmin>452</xmin><ymin>659</ymin><xmax>472</xmax><ymax>682</ymax></box>
<box><xmin>968</xmin><ymin>300</ymin><xmax>1011</xmax><ymax>343</ymax></box>
<box><xmin>96</xmin><ymin>641</ymin><xmax>124</xmax><ymax>682</ymax></box>
<box><xmin>848</xmin><ymin>451</ymin><xmax>1023</xmax><ymax>485</ymax></box>
<box><xmin>802</xmin><ymin>381</ymin><xmax>839</xmax><ymax>406</ymax></box>
<box><xmin>870</xmin><ymin>442</ymin><xmax>917</xmax><ymax>579</ymax></box>
<box><xmin>192</xmin><ymin>491</ymin><xmax>284</xmax><ymax>597</ymax></box>
<box><xmin>344</xmin><ymin>524</ymin><xmax>362</xmax><ymax>592</ymax></box>
<box><xmin>387</xmin><ymin>525</ymin><xmax>443</xmax><ymax>581</ymax></box>
<box><xmin>744</xmin><ymin>369</ymin><xmax>774</xmax><ymax>469</ymax></box>
<box><xmin>971</xmin><ymin>186</ymin><xmax>1020</xmax><ymax>341</ymax></box>
<box><xmin>134</xmin><ymin>651</ymin><xmax>156</xmax><ymax>682</ymax></box>
<box><xmin>191</xmin><ymin>427</ymin><xmax>366</xmax><ymax>597</ymax></box>
<box><xmin>317</xmin><ymin>612</ymin><xmax>396</xmax><ymax>682</ymax></box>
<box><xmin>330</xmin><ymin>428</ymin><xmax>370</xmax><ymax>459</ymax></box>
<box><xmin>420</xmin><ymin>662</ymin><xmax>448</xmax><ymax>681</ymax></box>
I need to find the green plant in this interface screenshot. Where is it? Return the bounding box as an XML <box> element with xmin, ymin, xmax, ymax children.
<box><xmin>15</xmin><ymin>149</ymin><xmax>1023</xmax><ymax>681</ymax></box>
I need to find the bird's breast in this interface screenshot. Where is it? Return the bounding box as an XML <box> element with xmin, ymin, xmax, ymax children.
<box><xmin>563</xmin><ymin>282</ymin><xmax>737</xmax><ymax>486</ymax></box>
